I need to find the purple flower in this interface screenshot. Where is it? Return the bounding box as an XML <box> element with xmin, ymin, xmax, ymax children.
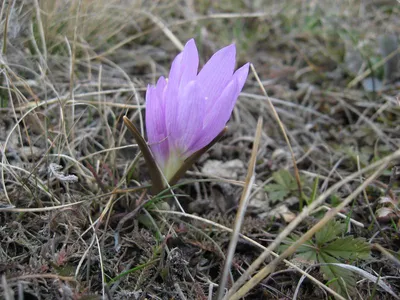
<box><xmin>145</xmin><ymin>39</ymin><xmax>249</xmax><ymax>181</ymax></box>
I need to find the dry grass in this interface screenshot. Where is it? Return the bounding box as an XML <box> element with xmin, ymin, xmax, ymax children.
<box><xmin>1</xmin><ymin>0</ymin><xmax>400</xmax><ymax>299</ymax></box>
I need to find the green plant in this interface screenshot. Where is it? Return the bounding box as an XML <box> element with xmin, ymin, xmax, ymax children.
<box><xmin>280</xmin><ymin>220</ymin><xmax>370</xmax><ymax>297</ymax></box>
<box><xmin>264</xmin><ymin>169</ymin><xmax>303</xmax><ymax>203</ymax></box>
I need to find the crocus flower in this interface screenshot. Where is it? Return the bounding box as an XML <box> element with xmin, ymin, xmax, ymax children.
<box><xmin>145</xmin><ymin>39</ymin><xmax>249</xmax><ymax>182</ymax></box>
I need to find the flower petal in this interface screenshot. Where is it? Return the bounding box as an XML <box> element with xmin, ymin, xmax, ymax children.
<box><xmin>168</xmin><ymin>53</ymin><xmax>183</xmax><ymax>86</ymax></box>
<box><xmin>189</xmin><ymin>78</ymin><xmax>239</xmax><ymax>152</ymax></box>
<box><xmin>145</xmin><ymin>39</ymin><xmax>249</xmax><ymax>180</ymax></box>
<box><xmin>165</xmin><ymin>40</ymin><xmax>199</xmax><ymax>144</ymax></box>
<box><xmin>197</xmin><ymin>44</ymin><xmax>236</xmax><ymax>101</ymax></box>
<box><xmin>155</xmin><ymin>76</ymin><xmax>167</xmax><ymax>104</ymax></box>
<box><xmin>168</xmin><ymin>39</ymin><xmax>199</xmax><ymax>90</ymax></box>
<box><xmin>170</xmin><ymin>81</ymin><xmax>205</xmax><ymax>154</ymax></box>
<box><xmin>145</xmin><ymin>83</ymin><xmax>169</xmax><ymax>166</ymax></box>
<box><xmin>165</xmin><ymin>83</ymin><xmax>179</xmax><ymax>145</ymax></box>
<box><xmin>232</xmin><ymin>63</ymin><xmax>250</xmax><ymax>94</ymax></box>
<box><xmin>179</xmin><ymin>39</ymin><xmax>199</xmax><ymax>89</ymax></box>
<box><xmin>204</xmin><ymin>63</ymin><xmax>249</xmax><ymax>116</ymax></box>
<box><xmin>165</xmin><ymin>51</ymin><xmax>183</xmax><ymax>124</ymax></box>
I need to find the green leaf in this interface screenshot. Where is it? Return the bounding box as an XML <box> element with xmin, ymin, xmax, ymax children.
<box><xmin>53</xmin><ymin>264</ymin><xmax>75</xmax><ymax>276</ymax></box>
<box><xmin>272</xmin><ymin>169</ymin><xmax>297</xmax><ymax>190</ymax></box>
<box><xmin>280</xmin><ymin>234</ymin><xmax>318</xmax><ymax>261</ymax></box>
<box><xmin>264</xmin><ymin>170</ymin><xmax>302</xmax><ymax>202</ymax></box>
<box><xmin>295</xmin><ymin>242</ymin><xmax>318</xmax><ymax>262</ymax></box>
<box><xmin>324</xmin><ymin>236</ymin><xmax>370</xmax><ymax>260</ymax></box>
<box><xmin>319</xmin><ymin>252</ymin><xmax>355</xmax><ymax>297</ymax></box>
<box><xmin>283</xmin><ymin>220</ymin><xmax>371</xmax><ymax>298</ymax></box>
<box><xmin>307</xmin><ymin>176</ymin><xmax>319</xmax><ymax>205</ymax></box>
<box><xmin>264</xmin><ymin>183</ymin><xmax>290</xmax><ymax>202</ymax></box>
<box><xmin>107</xmin><ymin>259</ymin><xmax>159</xmax><ymax>285</ymax></box>
<box><xmin>0</xmin><ymin>95</ymin><xmax>8</xmax><ymax>108</ymax></box>
<box><xmin>315</xmin><ymin>220</ymin><xmax>346</xmax><ymax>245</ymax></box>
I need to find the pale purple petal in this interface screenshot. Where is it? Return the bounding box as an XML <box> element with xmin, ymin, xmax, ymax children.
<box><xmin>145</xmin><ymin>84</ymin><xmax>169</xmax><ymax>166</ymax></box>
<box><xmin>145</xmin><ymin>39</ymin><xmax>249</xmax><ymax>179</ymax></box>
<box><xmin>165</xmin><ymin>40</ymin><xmax>199</xmax><ymax>145</ymax></box>
<box><xmin>204</xmin><ymin>63</ymin><xmax>249</xmax><ymax>116</ymax></box>
<box><xmin>170</xmin><ymin>81</ymin><xmax>205</xmax><ymax>153</ymax></box>
<box><xmin>165</xmin><ymin>77</ymin><xmax>180</xmax><ymax>140</ymax></box>
<box><xmin>155</xmin><ymin>76</ymin><xmax>167</xmax><ymax>105</ymax></box>
<box><xmin>203</xmin><ymin>78</ymin><xmax>239</xmax><ymax>126</ymax></box>
<box><xmin>179</xmin><ymin>39</ymin><xmax>199</xmax><ymax>89</ymax></box>
<box><xmin>232</xmin><ymin>63</ymin><xmax>250</xmax><ymax>94</ymax></box>
<box><xmin>168</xmin><ymin>52</ymin><xmax>183</xmax><ymax>85</ymax></box>
<box><xmin>188</xmin><ymin>79</ymin><xmax>239</xmax><ymax>152</ymax></box>
<box><xmin>197</xmin><ymin>44</ymin><xmax>236</xmax><ymax>102</ymax></box>
<box><xmin>168</xmin><ymin>39</ymin><xmax>199</xmax><ymax>90</ymax></box>
<box><xmin>165</xmin><ymin>84</ymin><xmax>179</xmax><ymax>143</ymax></box>
<box><xmin>145</xmin><ymin>85</ymin><xmax>157</xmax><ymax>143</ymax></box>
<box><xmin>165</xmin><ymin>55</ymin><xmax>181</xmax><ymax>128</ymax></box>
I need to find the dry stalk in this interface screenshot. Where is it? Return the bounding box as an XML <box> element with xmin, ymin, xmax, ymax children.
<box><xmin>225</xmin><ymin>147</ymin><xmax>400</xmax><ymax>299</ymax></box>
<box><xmin>229</xmin><ymin>158</ymin><xmax>391</xmax><ymax>299</ymax></box>
<box><xmin>250</xmin><ymin>64</ymin><xmax>304</xmax><ymax>209</ymax></box>
<box><xmin>155</xmin><ymin>209</ymin><xmax>345</xmax><ymax>300</ymax></box>
<box><xmin>216</xmin><ymin>118</ymin><xmax>262</xmax><ymax>299</ymax></box>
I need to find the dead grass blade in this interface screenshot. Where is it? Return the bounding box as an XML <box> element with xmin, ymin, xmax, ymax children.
<box><xmin>0</xmin><ymin>200</ymin><xmax>86</xmax><ymax>212</ymax></box>
<box><xmin>139</xmin><ymin>10</ymin><xmax>184</xmax><ymax>51</ymax></box>
<box><xmin>230</xmin><ymin>157</ymin><xmax>391</xmax><ymax>300</ymax></box>
<box><xmin>33</xmin><ymin>0</ymin><xmax>47</xmax><ymax>62</ymax></box>
<box><xmin>155</xmin><ymin>209</ymin><xmax>345</xmax><ymax>300</ymax></box>
<box><xmin>216</xmin><ymin>118</ymin><xmax>262</xmax><ymax>300</ymax></box>
<box><xmin>250</xmin><ymin>64</ymin><xmax>304</xmax><ymax>209</ymax></box>
<box><xmin>372</xmin><ymin>243</ymin><xmax>400</xmax><ymax>268</ymax></box>
<box><xmin>226</xmin><ymin>147</ymin><xmax>400</xmax><ymax>299</ymax></box>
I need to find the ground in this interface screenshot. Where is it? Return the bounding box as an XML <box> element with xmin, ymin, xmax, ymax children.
<box><xmin>0</xmin><ymin>1</ymin><xmax>400</xmax><ymax>299</ymax></box>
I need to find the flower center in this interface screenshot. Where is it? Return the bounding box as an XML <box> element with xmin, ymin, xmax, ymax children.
<box><xmin>163</xmin><ymin>150</ymin><xmax>184</xmax><ymax>182</ymax></box>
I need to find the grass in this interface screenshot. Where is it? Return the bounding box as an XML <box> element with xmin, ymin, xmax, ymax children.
<box><xmin>1</xmin><ymin>0</ymin><xmax>400</xmax><ymax>299</ymax></box>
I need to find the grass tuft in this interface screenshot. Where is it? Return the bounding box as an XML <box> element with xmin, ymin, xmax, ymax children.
<box><xmin>1</xmin><ymin>0</ymin><xmax>399</xmax><ymax>299</ymax></box>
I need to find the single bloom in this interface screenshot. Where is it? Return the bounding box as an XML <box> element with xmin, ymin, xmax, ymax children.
<box><xmin>145</xmin><ymin>39</ymin><xmax>249</xmax><ymax>181</ymax></box>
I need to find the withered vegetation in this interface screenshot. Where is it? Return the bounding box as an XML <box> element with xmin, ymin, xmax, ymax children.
<box><xmin>0</xmin><ymin>1</ymin><xmax>399</xmax><ymax>299</ymax></box>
